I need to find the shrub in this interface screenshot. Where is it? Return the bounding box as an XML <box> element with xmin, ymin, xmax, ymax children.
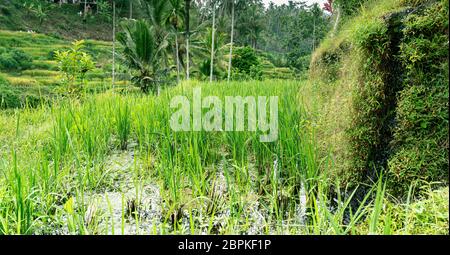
<box><xmin>54</xmin><ymin>40</ymin><xmax>95</xmax><ymax>96</ymax></box>
<box><xmin>249</xmin><ymin>65</ymin><xmax>263</xmax><ymax>80</ymax></box>
<box><xmin>0</xmin><ymin>38</ymin><xmax>22</xmax><ymax>47</ymax></box>
<box><xmin>232</xmin><ymin>46</ymin><xmax>261</xmax><ymax>77</ymax></box>
<box><xmin>334</xmin><ymin>0</ymin><xmax>368</xmax><ymax>18</ymax></box>
<box><xmin>199</xmin><ymin>59</ymin><xmax>224</xmax><ymax>80</ymax></box>
<box><xmin>291</xmin><ymin>54</ymin><xmax>311</xmax><ymax>72</ymax></box>
<box><xmin>47</xmin><ymin>50</ymin><xmax>57</xmax><ymax>60</ymax></box>
<box><xmin>1</xmin><ymin>6</ymin><xmax>11</xmax><ymax>16</ymax></box>
<box><xmin>97</xmin><ymin>0</ymin><xmax>112</xmax><ymax>21</ymax></box>
<box><xmin>0</xmin><ymin>73</ymin><xmax>20</xmax><ymax>109</ymax></box>
<box><xmin>0</xmin><ymin>47</ymin><xmax>33</xmax><ymax>71</ymax></box>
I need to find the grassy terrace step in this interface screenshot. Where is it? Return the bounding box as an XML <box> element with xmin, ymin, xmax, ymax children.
<box><xmin>5</xmin><ymin>74</ymin><xmax>129</xmax><ymax>88</ymax></box>
<box><xmin>0</xmin><ymin>30</ymin><xmax>63</xmax><ymax>47</ymax></box>
<box><xmin>5</xmin><ymin>76</ymin><xmax>39</xmax><ymax>87</ymax></box>
<box><xmin>21</xmin><ymin>69</ymin><xmax>60</xmax><ymax>77</ymax></box>
<box><xmin>31</xmin><ymin>60</ymin><xmax>59</xmax><ymax>70</ymax></box>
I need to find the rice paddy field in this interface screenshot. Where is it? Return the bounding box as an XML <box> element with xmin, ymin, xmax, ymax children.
<box><xmin>0</xmin><ymin>0</ymin><xmax>448</xmax><ymax>236</ymax></box>
<box><xmin>0</xmin><ymin>79</ymin><xmax>447</xmax><ymax>235</ymax></box>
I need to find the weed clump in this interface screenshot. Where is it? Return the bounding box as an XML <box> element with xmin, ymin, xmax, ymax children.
<box><xmin>0</xmin><ymin>73</ymin><xmax>20</xmax><ymax>108</ymax></box>
<box><xmin>0</xmin><ymin>46</ymin><xmax>33</xmax><ymax>71</ymax></box>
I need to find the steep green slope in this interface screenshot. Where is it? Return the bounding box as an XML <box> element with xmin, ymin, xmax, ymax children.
<box><xmin>302</xmin><ymin>0</ymin><xmax>448</xmax><ymax>196</ymax></box>
<box><xmin>0</xmin><ymin>30</ymin><xmax>130</xmax><ymax>108</ymax></box>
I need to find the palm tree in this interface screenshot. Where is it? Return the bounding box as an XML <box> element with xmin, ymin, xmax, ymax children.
<box><xmin>142</xmin><ymin>0</ymin><xmax>171</xmax><ymax>92</ymax></box>
<box><xmin>198</xmin><ymin>27</ymin><xmax>227</xmax><ymax>79</ymax></box>
<box><xmin>117</xmin><ymin>20</ymin><xmax>169</xmax><ymax>93</ymax></box>
<box><xmin>142</xmin><ymin>0</ymin><xmax>170</xmax><ymax>43</ymax></box>
<box><xmin>167</xmin><ymin>0</ymin><xmax>184</xmax><ymax>84</ymax></box>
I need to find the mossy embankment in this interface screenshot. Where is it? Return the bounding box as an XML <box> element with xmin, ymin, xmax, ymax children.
<box><xmin>303</xmin><ymin>0</ymin><xmax>448</xmax><ymax>197</ymax></box>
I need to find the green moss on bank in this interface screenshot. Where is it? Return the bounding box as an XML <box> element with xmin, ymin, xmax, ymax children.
<box><xmin>305</xmin><ymin>0</ymin><xmax>448</xmax><ymax>196</ymax></box>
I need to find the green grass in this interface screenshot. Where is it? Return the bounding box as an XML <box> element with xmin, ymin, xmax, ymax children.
<box><xmin>0</xmin><ymin>0</ymin><xmax>447</xmax><ymax>235</ymax></box>
<box><xmin>0</xmin><ymin>79</ymin><xmax>447</xmax><ymax>235</ymax></box>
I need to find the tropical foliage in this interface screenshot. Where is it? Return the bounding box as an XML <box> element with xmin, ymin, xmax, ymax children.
<box><xmin>54</xmin><ymin>40</ymin><xmax>95</xmax><ymax>95</ymax></box>
<box><xmin>117</xmin><ymin>19</ymin><xmax>169</xmax><ymax>93</ymax></box>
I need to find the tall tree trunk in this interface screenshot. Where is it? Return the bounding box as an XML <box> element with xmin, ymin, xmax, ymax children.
<box><xmin>227</xmin><ymin>0</ymin><xmax>234</xmax><ymax>83</ymax></box>
<box><xmin>332</xmin><ymin>7</ymin><xmax>340</xmax><ymax>36</ymax></box>
<box><xmin>84</xmin><ymin>0</ymin><xmax>87</xmax><ymax>18</ymax></box>
<box><xmin>112</xmin><ymin>1</ymin><xmax>116</xmax><ymax>89</ymax></box>
<box><xmin>129</xmin><ymin>0</ymin><xmax>132</xmax><ymax>19</ymax></box>
<box><xmin>210</xmin><ymin>2</ymin><xmax>216</xmax><ymax>83</ymax></box>
<box><xmin>185</xmin><ymin>0</ymin><xmax>191</xmax><ymax>80</ymax></box>
<box><xmin>175</xmin><ymin>30</ymin><xmax>180</xmax><ymax>84</ymax></box>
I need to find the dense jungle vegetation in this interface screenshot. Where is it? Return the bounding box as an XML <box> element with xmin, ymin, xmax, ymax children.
<box><xmin>0</xmin><ymin>0</ymin><xmax>448</xmax><ymax>235</ymax></box>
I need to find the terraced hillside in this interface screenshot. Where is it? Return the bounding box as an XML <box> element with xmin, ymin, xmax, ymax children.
<box><xmin>0</xmin><ymin>30</ymin><xmax>130</xmax><ymax>107</ymax></box>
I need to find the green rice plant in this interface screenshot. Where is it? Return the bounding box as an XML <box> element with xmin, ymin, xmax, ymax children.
<box><xmin>0</xmin><ymin>76</ymin><xmax>447</xmax><ymax>235</ymax></box>
<box><xmin>51</xmin><ymin>107</ymin><xmax>73</xmax><ymax>159</ymax></box>
<box><xmin>2</xmin><ymin>151</ymin><xmax>36</xmax><ymax>234</ymax></box>
<box><xmin>115</xmin><ymin>99</ymin><xmax>131</xmax><ymax>150</ymax></box>
<box><xmin>368</xmin><ymin>175</ymin><xmax>386</xmax><ymax>234</ymax></box>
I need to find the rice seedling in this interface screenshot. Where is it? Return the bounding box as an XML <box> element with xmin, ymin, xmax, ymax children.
<box><xmin>114</xmin><ymin>99</ymin><xmax>131</xmax><ymax>150</ymax></box>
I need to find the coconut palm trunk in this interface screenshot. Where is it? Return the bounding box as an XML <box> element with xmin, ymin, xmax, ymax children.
<box><xmin>175</xmin><ymin>30</ymin><xmax>180</xmax><ymax>83</ymax></box>
<box><xmin>227</xmin><ymin>0</ymin><xmax>234</xmax><ymax>82</ymax></box>
<box><xmin>333</xmin><ymin>6</ymin><xmax>340</xmax><ymax>36</ymax></box>
<box><xmin>129</xmin><ymin>0</ymin><xmax>133</xmax><ymax>19</ymax></box>
<box><xmin>112</xmin><ymin>0</ymin><xmax>116</xmax><ymax>89</ymax></box>
<box><xmin>185</xmin><ymin>0</ymin><xmax>191</xmax><ymax>80</ymax></box>
<box><xmin>210</xmin><ymin>2</ymin><xmax>216</xmax><ymax>83</ymax></box>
